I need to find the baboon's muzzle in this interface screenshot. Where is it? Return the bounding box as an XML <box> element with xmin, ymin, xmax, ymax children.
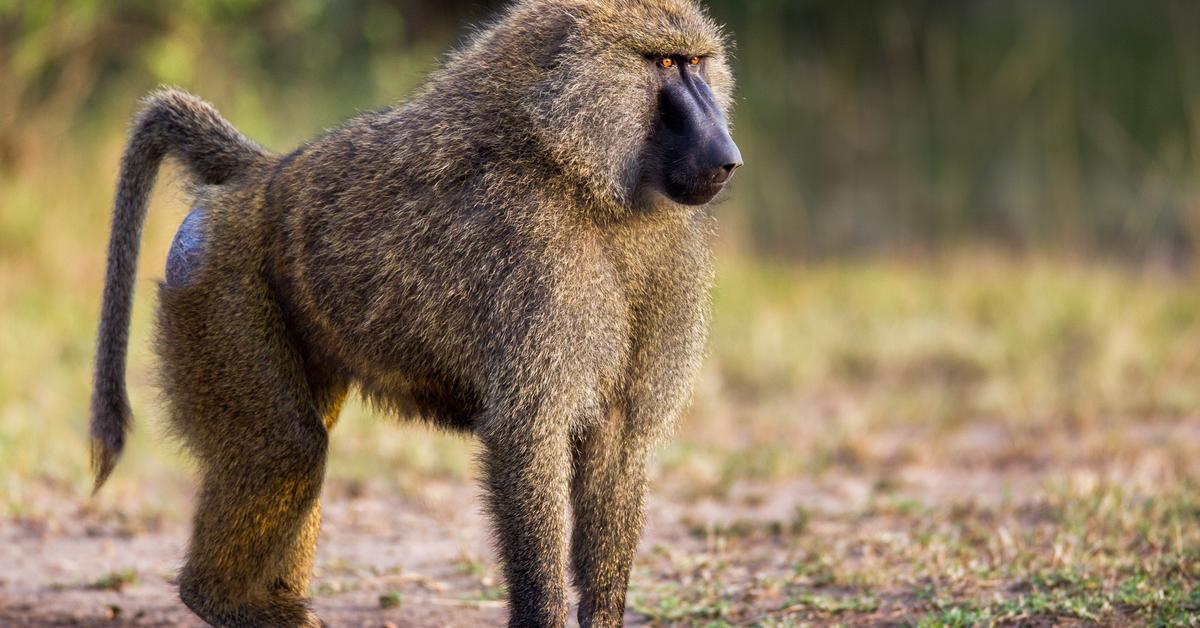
<box><xmin>655</xmin><ymin>68</ymin><xmax>743</xmax><ymax>206</ymax></box>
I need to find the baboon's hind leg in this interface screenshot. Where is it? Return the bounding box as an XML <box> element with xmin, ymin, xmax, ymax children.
<box><xmin>157</xmin><ymin>280</ymin><xmax>331</xmax><ymax>627</ymax></box>
<box><xmin>181</xmin><ymin>450</ymin><xmax>326</xmax><ymax>626</ymax></box>
<box><xmin>273</xmin><ymin>500</ymin><xmax>322</xmax><ymax>597</ymax></box>
<box><xmin>273</xmin><ymin>387</ymin><xmax>346</xmax><ymax>598</ymax></box>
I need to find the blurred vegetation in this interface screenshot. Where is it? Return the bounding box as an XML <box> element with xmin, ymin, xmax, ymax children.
<box><xmin>728</xmin><ymin>0</ymin><xmax>1200</xmax><ymax>260</ymax></box>
<box><xmin>3</xmin><ymin>0</ymin><xmax>1200</xmax><ymax>262</ymax></box>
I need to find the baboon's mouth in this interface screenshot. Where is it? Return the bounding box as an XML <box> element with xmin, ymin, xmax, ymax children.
<box><xmin>665</xmin><ymin>178</ymin><xmax>730</xmax><ymax>206</ymax></box>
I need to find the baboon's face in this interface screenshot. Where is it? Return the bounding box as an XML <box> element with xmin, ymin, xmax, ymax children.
<box><xmin>645</xmin><ymin>54</ymin><xmax>742</xmax><ymax>206</ymax></box>
<box><xmin>515</xmin><ymin>0</ymin><xmax>738</xmax><ymax>211</ymax></box>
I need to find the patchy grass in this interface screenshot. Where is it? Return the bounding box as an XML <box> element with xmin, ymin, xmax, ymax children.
<box><xmin>629</xmin><ymin>477</ymin><xmax>1200</xmax><ymax>625</ymax></box>
<box><xmin>379</xmin><ymin>590</ymin><xmax>403</xmax><ymax>609</ymax></box>
<box><xmin>87</xmin><ymin>569</ymin><xmax>138</xmax><ymax>592</ymax></box>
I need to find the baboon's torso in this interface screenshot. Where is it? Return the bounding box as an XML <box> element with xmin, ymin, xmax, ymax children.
<box><xmin>207</xmin><ymin>108</ymin><xmax>713</xmax><ymax>433</ymax></box>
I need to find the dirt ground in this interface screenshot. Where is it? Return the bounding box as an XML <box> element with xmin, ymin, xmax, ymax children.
<box><xmin>0</xmin><ymin>471</ymin><xmax>937</xmax><ymax>626</ymax></box>
<box><xmin>2</xmin><ymin>475</ymin><xmax>875</xmax><ymax>627</ymax></box>
<box><xmin>1</xmin><ymin>477</ymin><xmax>685</xmax><ymax>626</ymax></box>
<box><xmin>4</xmin><ymin>417</ymin><xmax>1198</xmax><ymax>626</ymax></box>
<box><xmin>1</xmin><ymin>480</ymin><xmax>510</xmax><ymax>627</ymax></box>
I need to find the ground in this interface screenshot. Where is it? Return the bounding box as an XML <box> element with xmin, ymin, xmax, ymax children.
<box><xmin>3</xmin><ymin>257</ymin><xmax>1200</xmax><ymax>625</ymax></box>
<box><xmin>2</xmin><ymin>415</ymin><xmax>1198</xmax><ymax>626</ymax></box>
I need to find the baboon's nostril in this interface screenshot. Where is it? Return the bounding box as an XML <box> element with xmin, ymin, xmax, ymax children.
<box><xmin>712</xmin><ymin>162</ymin><xmax>740</xmax><ymax>184</ymax></box>
<box><xmin>707</xmin><ymin>132</ymin><xmax>742</xmax><ymax>186</ymax></box>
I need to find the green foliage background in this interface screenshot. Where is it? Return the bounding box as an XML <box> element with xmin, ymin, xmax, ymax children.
<box><xmin>3</xmin><ymin>0</ymin><xmax>1200</xmax><ymax>262</ymax></box>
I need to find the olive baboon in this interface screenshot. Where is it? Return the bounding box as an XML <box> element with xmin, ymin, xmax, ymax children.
<box><xmin>89</xmin><ymin>0</ymin><xmax>740</xmax><ymax>625</ymax></box>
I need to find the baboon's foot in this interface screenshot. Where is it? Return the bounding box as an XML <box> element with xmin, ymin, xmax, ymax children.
<box><xmin>579</xmin><ymin>608</ymin><xmax>624</xmax><ymax>628</ymax></box>
<box><xmin>508</xmin><ymin>597</ymin><xmax>570</xmax><ymax>628</ymax></box>
<box><xmin>180</xmin><ymin>581</ymin><xmax>322</xmax><ymax>628</ymax></box>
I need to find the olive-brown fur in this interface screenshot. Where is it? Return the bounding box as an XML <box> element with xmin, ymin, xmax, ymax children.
<box><xmin>90</xmin><ymin>1</ymin><xmax>735</xmax><ymax>625</ymax></box>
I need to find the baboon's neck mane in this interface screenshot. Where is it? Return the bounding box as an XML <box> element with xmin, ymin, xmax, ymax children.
<box><xmin>393</xmin><ymin>0</ymin><xmax>732</xmax><ymax>220</ymax></box>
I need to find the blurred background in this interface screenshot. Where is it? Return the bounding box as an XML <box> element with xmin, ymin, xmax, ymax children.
<box><xmin>2</xmin><ymin>1</ymin><xmax>1199</xmax><ymax>624</ymax></box>
<box><xmin>6</xmin><ymin>0</ymin><xmax>1200</xmax><ymax>260</ymax></box>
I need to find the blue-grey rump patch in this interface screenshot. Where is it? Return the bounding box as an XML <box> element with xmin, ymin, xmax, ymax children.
<box><xmin>166</xmin><ymin>205</ymin><xmax>206</xmax><ymax>286</ymax></box>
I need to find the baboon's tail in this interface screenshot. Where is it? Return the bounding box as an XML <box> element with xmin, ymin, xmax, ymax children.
<box><xmin>90</xmin><ymin>89</ymin><xmax>270</xmax><ymax>493</ymax></box>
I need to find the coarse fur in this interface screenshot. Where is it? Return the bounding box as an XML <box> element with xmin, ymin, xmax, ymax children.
<box><xmin>89</xmin><ymin>0</ymin><xmax>738</xmax><ymax>626</ymax></box>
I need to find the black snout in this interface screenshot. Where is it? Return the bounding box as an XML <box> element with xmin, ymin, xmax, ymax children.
<box><xmin>708</xmin><ymin>134</ymin><xmax>743</xmax><ymax>185</ymax></box>
<box><xmin>653</xmin><ymin>69</ymin><xmax>743</xmax><ymax>206</ymax></box>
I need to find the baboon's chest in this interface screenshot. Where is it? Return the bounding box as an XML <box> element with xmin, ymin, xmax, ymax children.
<box><xmin>604</xmin><ymin>217</ymin><xmax>712</xmax><ymax>408</ymax></box>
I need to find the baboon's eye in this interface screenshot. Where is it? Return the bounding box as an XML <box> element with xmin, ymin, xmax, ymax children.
<box><xmin>658</xmin><ymin>57</ymin><xmax>675</xmax><ymax>69</ymax></box>
<box><xmin>688</xmin><ymin>56</ymin><xmax>700</xmax><ymax>66</ymax></box>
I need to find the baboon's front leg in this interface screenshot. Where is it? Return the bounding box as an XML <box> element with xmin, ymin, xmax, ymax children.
<box><xmin>481</xmin><ymin>408</ymin><xmax>573</xmax><ymax>627</ymax></box>
<box><xmin>570</xmin><ymin>408</ymin><xmax>651</xmax><ymax>628</ymax></box>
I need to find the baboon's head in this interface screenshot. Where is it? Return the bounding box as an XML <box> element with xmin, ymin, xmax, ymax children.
<box><xmin>456</xmin><ymin>0</ymin><xmax>741</xmax><ymax>212</ymax></box>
